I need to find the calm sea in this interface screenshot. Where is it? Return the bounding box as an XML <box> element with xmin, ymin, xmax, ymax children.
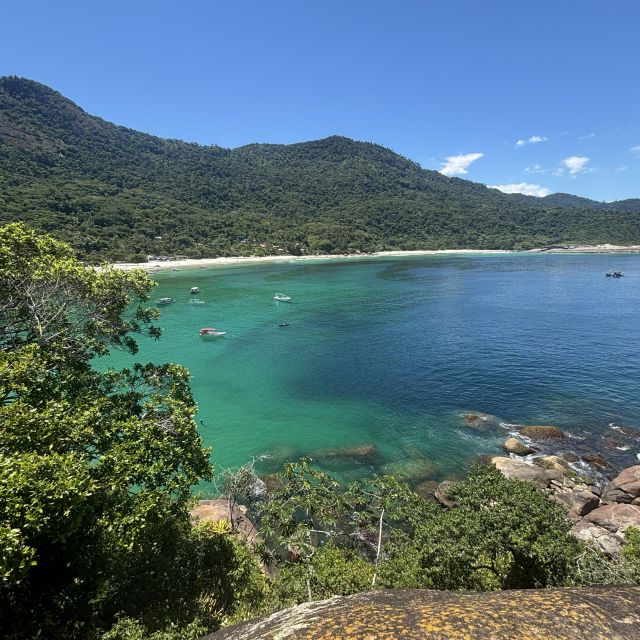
<box><xmin>103</xmin><ymin>253</ymin><xmax>640</xmax><ymax>493</ymax></box>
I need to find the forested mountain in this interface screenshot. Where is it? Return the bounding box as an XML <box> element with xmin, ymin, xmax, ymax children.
<box><xmin>523</xmin><ymin>192</ymin><xmax>640</xmax><ymax>212</ymax></box>
<box><xmin>1</xmin><ymin>76</ymin><xmax>639</xmax><ymax>261</ymax></box>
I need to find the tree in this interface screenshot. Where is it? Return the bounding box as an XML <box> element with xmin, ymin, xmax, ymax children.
<box><xmin>378</xmin><ymin>465</ymin><xmax>583</xmax><ymax>591</ymax></box>
<box><xmin>0</xmin><ymin>223</ymin><xmax>220</xmax><ymax>639</ymax></box>
<box><xmin>0</xmin><ymin>222</ymin><xmax>160</xmax><ymax>359</ymax></box>
<box><xmin>258</xmin><ymin>462</ymin><xmax>590</xmax><ymax>603</ymax></box>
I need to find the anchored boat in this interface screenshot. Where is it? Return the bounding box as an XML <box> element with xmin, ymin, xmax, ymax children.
<box><xmin>273</xmin><ymin>293</ymin><xmax>292</xmax><ymax>302</ymax></box>
<box><xmin>199</xmin><ymin>327</ymin><xmax>226</xmax><ymax>339</ymax></box>
<box><xmin>156</xmin><ymin>297</ymin><xmax>175</xmax><ymax>305</ymax></box>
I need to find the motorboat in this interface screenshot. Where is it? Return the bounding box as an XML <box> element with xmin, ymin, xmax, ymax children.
<box><xmin>199</xmin><ymin>327</ymin><xmax>226</xmax><ymax>339</ymax></box>
<box><xmin>190</xmin><ymin>287</ymin><xmax>200</xmax><ymax>294</ymax></box>
<box><xmin>273</xmin><ymin>293</ymin><xmax>292</xmax><ymax>302</ymax></box>
<box><xmin>278</xmin><ymin>322</ymin><xmax>290</xmax><ymax>327</ymax></box>
<box><xmin>156</xmin><ymin>297</ymin><xmax>175</xmax><ymax>305</ymax></box>
<box><xmin>189</xmin><ymin>299</ymin><xmax>206</xmax><ymax>305</ymax></box>
<box><xmin>605</xmin><ymin>271</ymin><xmax>623</xmax><ymax>277</ymax></box>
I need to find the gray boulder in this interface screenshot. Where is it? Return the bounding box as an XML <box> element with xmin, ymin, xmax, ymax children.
<box><xmin>571</xmin><ymin>520</ymin><xmax>625</xmax><ymax>556</ymax></box>
<box><xmin>583</xmin><ymin>503</ymin><xmax>640</xmax><ymax>534</ymax></box>
<box><xmin>503</xmin><ymin>437</ymin><xmax>535</xmax><ymax>456</ymax></box>
<box><xmin>602</xmin><ymin>465</ymin><xmax>640</xmax><ymax>505</ymax></box>
<box><xmin>551</xmin><ymin>484</ymin><xmax>600</xmax><ymax>519</ymax></box>
<box><xmin>490</xmin><ymin>456</ymin><xmax>563</xmax><ymax>489</ymax></box>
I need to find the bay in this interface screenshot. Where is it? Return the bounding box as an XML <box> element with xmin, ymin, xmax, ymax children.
<box><xmin>103</xmin><ymin>253</ymin><xmax>640</xmax><ymax>493</ymax></box>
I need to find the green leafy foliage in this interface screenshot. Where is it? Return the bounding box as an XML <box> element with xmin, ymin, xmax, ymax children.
<box><xmin>378</xmin><ymin>465</ymin><xmax>582</xmax><ymax>590</ymax></box>
<box><xmin>622</xmin><ymin>526</ymin><xmax>640</xmax><ymax>582</ymax></box>
<box><xmin>275</xmin><ymin>544</ymin><xmax>374</xmax><ymax>606</ymax></box>
<box><xmin>255</xmin><ymin>461</ymin><xmax>623</xmax><ymax>606</ymax></box>
<box><xmin>2</xmin><ymin>77</ymin><xmax>640</xmax><ymax>262</ymax></box>
<box><xmin>0</xmin><ymin>224</ymin><xmax>272</xmax><ymax>639</ymax></box>
<box><xmin>0</xmin><ymin>222</ymin><xmax>160</xmax><ymax>357</ymax></box>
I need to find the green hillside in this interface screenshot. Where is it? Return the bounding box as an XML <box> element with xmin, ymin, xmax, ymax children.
<box><xmin>1</xmin><ymin>76</ymin><xmax>639</xmax><ymax>261</ymax></box>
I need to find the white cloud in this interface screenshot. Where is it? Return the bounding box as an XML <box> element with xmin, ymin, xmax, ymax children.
<box><xmin>515</xmin><ymin>135</ymin><xmax>547</xmax><ymax>147</ymax></box>
<box><xmin>555</xmin><ymin>156</ymin><xmax>593</xmax><ymax>177</ymax></box>
<box><xmin>630</xmin><ymin>145</ymin><xmax>640</xmax><ymax>155</ymax></box>
<box><xmin>524</xmin><ymin>164</ymin><xmax>546</xmax><ymax>173</ymax></box>
<box><xmin>578</xmin><ymin>133</ymin><xmax>596</xmax><ymax>140</ymax></box>
<box><xmin>615</xmin><ymin>165</ymin><xmax>628</xmax><ymax>172</ymax></box>
<box><xmin>488</xmin><ymin>182</ymin><xmax>551</xmax><ymax>197</ymax></box>
<box><xmin>439</xmin><ymin>152</ymin><xmax>484</xmax><ymax>176</ymax></box>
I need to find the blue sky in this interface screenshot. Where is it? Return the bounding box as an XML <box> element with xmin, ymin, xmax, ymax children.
<box><xmin>2</xmin><ymin>0</ymin><xmax>640</xmax><ymax>201</ymax></box>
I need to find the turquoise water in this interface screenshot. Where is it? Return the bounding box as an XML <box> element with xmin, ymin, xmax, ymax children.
<box><xmin>103</xmin><ymin>253</ymin><xmax>640</xmax><ymax>493</ymax></box>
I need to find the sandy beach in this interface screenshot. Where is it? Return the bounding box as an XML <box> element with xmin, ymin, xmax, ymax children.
<box><xmin>110</xmin><ymin>245</ymin><xmax>640</xmax><ymax>272</ymax></box>
<box><xmin>111</xmin><ymin>249</ymin><xmax>514</xmax><ymax>271</ymax></box>
<box><xmin>536</xmin><ymin>243</ymin><xmax>640</xmax><ymax>254</ymax></box>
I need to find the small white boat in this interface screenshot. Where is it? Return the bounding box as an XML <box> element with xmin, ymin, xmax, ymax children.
<box><xmin>189</xmin><ymin>299</ymin><xmax>206</xmax><ymax>305</ymax></box>
<box><xmin>273</xmin><ymin>293</ymin><xmax>292</xmax><ymax>302</ymax></box>
<box><xmin>190</xmin><ymin>287</ymin><xmax>200</xmax><ymax>294</ymax></box>
<box><xmin>199</xmin><ymin>327</ymin><xmax>226</xmax><ymax>339</ymax></box>
<box><xmin>156</xmin><ymin>297</ymin><xmax>175</xmax><ymax>305</ymax></box>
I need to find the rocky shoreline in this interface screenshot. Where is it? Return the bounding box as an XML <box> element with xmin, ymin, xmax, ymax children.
<box><xmin>436</xmin><ymin>418</ymin><xmax>640</xmax><ymax>555</ymax></box>
<box><xmin>194</xmin><ymin>415</ymin><xmax>640</xmax><ymax>557</ymax></box>
<box><xmin>486</xmin><ymin>456</ymin><xmax>640</xmax><ymax>555</ymax></box>
<box><xmin>461</xmin><ymin>411</ymin><xmax>640</xmax><ymax>481</ymax></box>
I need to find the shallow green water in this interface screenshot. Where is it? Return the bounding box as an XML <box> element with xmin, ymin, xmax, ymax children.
<box><xmin>103</xmin><ymin>253</ymin><xmax>640</xmax><ymax>493</ymax></box>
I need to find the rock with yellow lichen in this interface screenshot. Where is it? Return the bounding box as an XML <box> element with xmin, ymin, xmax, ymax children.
<box><xmin>519</xmin><ymin>425</ymin><xmax>566</xmax><ymax>441</ymax></box>
<box><xmin>203</xmin><ymin>587</ymin><xmax>640</xmax><ymax>639</ymax></box>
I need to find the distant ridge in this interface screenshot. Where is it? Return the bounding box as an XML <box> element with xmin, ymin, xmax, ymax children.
<box><xmin>1</xmin><ymin>76</ymin><xmax>639</xmax><ymax>261</ymax></box>
<box><xmin>540</xmin><ymin>192</ymin><xmax>640</xmax><ymax>212</ymax></box>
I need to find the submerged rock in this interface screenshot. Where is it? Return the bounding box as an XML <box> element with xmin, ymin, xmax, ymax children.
<box><xmin>603</xmin><ymin>437</ymin><xmax>627</xmax><ymax>450</ymax></box>
<box><xmin>262</xmin><ymin>445</ymin><xmax>298</xmax><ymax>465</ymax></box>
<box><xmin>602</xmin><ymin>465</ymin><xmax>640</xmax><ymax>504</ymax></box>
<box><xmin>311</xmin><ymin>443</ymin><xmax>378</xmax><ymax>467</ymax></box>
<box><xmin>519</xmin><ymin>425</ymin><xmax>565</xmax><ymax>441</ymax></box>
<box><xmin>503</xmin><ymin>437</ymin><xmax>535</xmax><ymax>456</ymax></box>
<box><xmin>313</xmin><ymin>443</ymin><xmax>377</xmax><ymax>459</ymax></box>
<box><xmin>381</xmin><ymin>457</ymin><xmax>437</xmax><ymax>481</ymax></box>
<box><xmin>461</xmin><ymin>411</ymin><xmax>500</xmax><ymax>431</ymax></box>
<box><xmin>582</xmin><ymin>453</ymin><xmax>612</xmax><ymax>471</ymax></box>
<box><xmin>464</xmin><ymin>412</ymin><xmax>482</xmax><ymax>425</ymax></box>
<box><xmin>413</xmin><ymin>479</ymin><xmax>439</xmax><ymax>501</ymax></box>
<box><xmin>618</xmin><ymin>426</ymin><xmax>640</xmax><ymax>440</ymax></box>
